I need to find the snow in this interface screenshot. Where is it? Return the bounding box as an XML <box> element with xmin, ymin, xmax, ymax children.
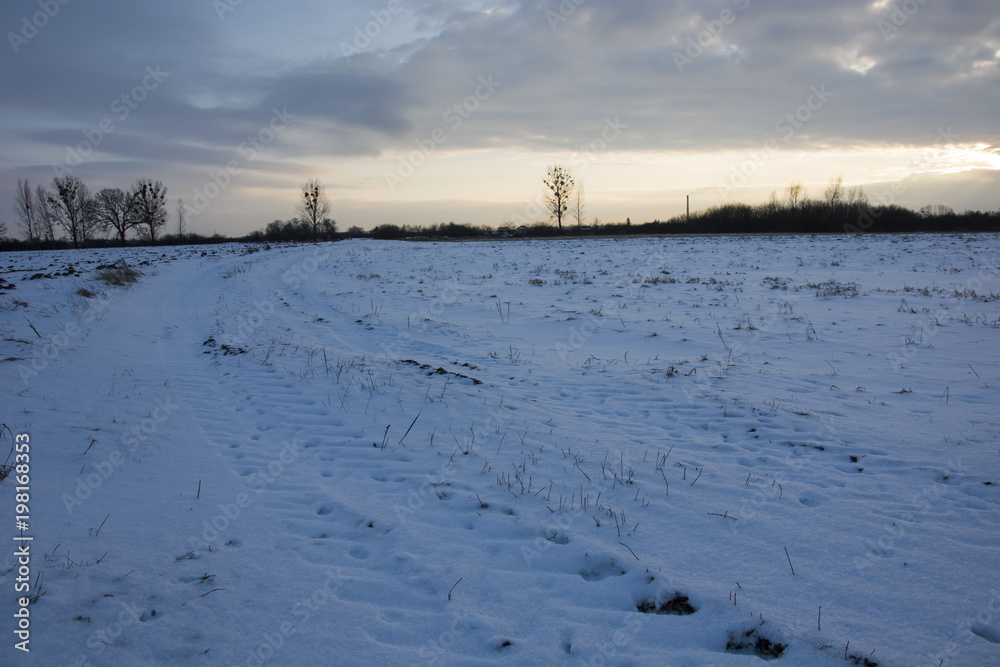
<box><xmin>1</xmin><ymin>234</ymin><xmax>999</xmax><ymax>666</ymax></box>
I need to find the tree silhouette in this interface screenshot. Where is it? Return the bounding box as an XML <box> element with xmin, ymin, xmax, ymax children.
<box><xmin>572</xmin><ymin>180</ymin><xmax>586</xmax><ymax>229</ymax></box>
<box><xmin>296</xmin><ymin>179</ymin><xmax>332</xmax><ymax>241</ymax></box>
<box><xmin>131</xmin><ymin>179</ymin><xmax>168</xmax><ymax>242</ymax></box>
<box><xmin>785</xmin><ymin>182</ymin><xmax>806</xmax><ymax>213</ymax></box>
<box><xmin>93</xmin><ymin>188</ymin><xmax>140</xmax><ymax>244</ymax></box>
<box><xmin>48</xmin><ymin>176</ymin><xmax>92</xmax><ymax>248</ymax></box>
<box><xmin>34</xmin><ymin>185</ymin><xmax>55</xmax><ymax>241</ymax></box>
<box><xmin>14</xmin><ymin>180</ymin><xmax>39</xmax><ymax>242</ymax></box>
<box><xmin>543</xmin><ymin>165</ymin><xmax>574</xmax><ymax>231</ymax></box>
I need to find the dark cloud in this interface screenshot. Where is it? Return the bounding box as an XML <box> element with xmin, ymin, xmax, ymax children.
<box><xmin>0</xmin><ymin>0</ymin><xmax>997</xmax><ymax>233</ymax></box>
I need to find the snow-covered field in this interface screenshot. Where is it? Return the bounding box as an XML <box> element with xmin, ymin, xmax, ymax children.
<box><xmin>2</xmin><ymin>234</ymin><xmax>999</xmax><ymax>666</ymax></box>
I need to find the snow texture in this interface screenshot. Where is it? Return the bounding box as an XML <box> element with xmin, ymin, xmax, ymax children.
<box><xmin>1</xmin><ymin>234</ymin><xmax>999</xmax><ymax>666</ymax></box>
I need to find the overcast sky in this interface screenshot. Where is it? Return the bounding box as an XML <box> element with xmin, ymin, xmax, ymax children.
<box><xmin>2</xmin><ymin>0</ymin><xmax>998</xmax><ymax>236</ymax></box>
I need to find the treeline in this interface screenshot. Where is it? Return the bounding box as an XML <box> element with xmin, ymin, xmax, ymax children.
<box><xmin>370</xmin><ymin>222</ymin><xmax>486</xmax><ymax>240</ymax></box>
<box><xmin>243</xmin><ymin>220</ymin><xmax>489</xmax><ymax>242</ymax></box>
<box><xmin>5</xmin><ymin>177</ymin><xmax>999</xmax><ymax>251</ymax></box>
<box><xmin>640</xmin><ymin>202</ymin><xmax>1000</xmax><ymax>236</ymax></box>
<box><xmin>7</xmin><ymin>176</ymin><xmax>173</xmax><ymax>250</ymax></box>
<box><xmin>263</xmin><ymin>178</ymin><xmax>1000</xmax><ymax>240</ymax></box>
<box><xmin>0</xmin><ymin>233</ymin><xmax>230</xmax><ymax>252</ymax></box>
<box><xmin>357</xmin><ymin>179</ymin><xmax>1000</xmax><ymax>239</ymax></box>
<box><xmin>322</xmin><ymin>203</ymin><xmax>1000</xmax><ymax>240</ymax></box>
<box><xmin>244</xmin><ymin>218</ymin><xmax>339</xmax><ymax>243</ymax></box>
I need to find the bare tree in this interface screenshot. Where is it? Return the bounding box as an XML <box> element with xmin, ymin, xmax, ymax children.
<box><xmin>176</xmin><ymin>197</ymin><xmax>186</xmax><ymax>236</ymax></box>
<box><xmin>14</xmin><ymin>179</ymin><xmax>39</xmax><ymax>242</ymax></box>
<box><xmin>543</xmin><ymin>165</ymin><xmax>574</xmax><ymax>231</ymax></box>
<box><xmin>785</xmin><ymin>182</ymin><xmax>806</xmax><ymax>211</ymax></box>
<box><xmin>824</xmin><ymin>176</ymin><xmax>844</xmax><ymax>208</ymax></box>
<box><xmin>48</xmin><ymin>176</ymin><xmax>92</xmax><ymax>248</ymax></box>
<box><xmin>763</xmin><ymin>190</ymin><xmax>780</xmax><ymax>215</ymax></box>
<box><xmin>572</xmin><ymin>180</ymin><xmax>586</xmax><ymax>229</ymax></box>
<box><xmin>34</xmin><ymin>185</ymin><xmax>55</xmax><ymax>241</ymax></box>
<box><xmin>846</xmin><ymin>185</ymin><xmax>868</xmax><ymax>219</ymax></box>
<box><xmin>93</xmin><ymin>188</ymin><xmax>139</xmax><ymax>244</ymax></box>
<box><xmin>83</xmin><ymin>197</ymin><xmax>104</xmax><ymax>243</ymax></box>
<box><xmin>131</xmin><ymin>179</ymin><xmax>168</xmax><ymax>242</ymax></box>
<box><xmin>296</xmin><ymin>179</ymin><xmax>332</xmax><ymax>241</ymax></box>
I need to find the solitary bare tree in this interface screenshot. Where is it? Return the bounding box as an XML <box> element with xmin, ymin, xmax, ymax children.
<box><xmin>572</xmin><ymin>180</ymin><xmax>586</xmax><ymax>230</ymax></box>
<box><xmin>14</xmin><ymin>179</ymin><xmax>39</xmax><ymax>242</ymax></box>
<box><xmin>296</xmin><ymin>179</ymin><xmax>332</xmax><ymax>241</ymax></box>
<box><xmin>131</xmin><ymin>179</ymin><xmax>168</xmax><ymax>242</ymax></box>
<box><xmin>543</xmin><ymin>165</ymin><xmax>574</xmax><ymax>231</ymax></box>
<box><xmin>93</xmin><ymin>188</ymin><xmax>139</xmax><ymax>244</ymax></box>
<box><xmin>176</xmin><ymin>197</ymin><xmax>186</xmax><ymax>236</ymax></box>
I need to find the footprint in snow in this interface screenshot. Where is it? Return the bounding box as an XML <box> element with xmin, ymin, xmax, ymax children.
<box><xmin>972</xmin><ymin>625</ymin><xmax>1000</xmax><ymax>644</ymax></box>
<box><xmin>798</xmin><ymin>490</ymin><xmax>828</xmax><ymax>507</ymax></box>
<box><xmin>578</xmin><ymin>555</ymin><xmax>627</xmax><ymax>582</ymax></box>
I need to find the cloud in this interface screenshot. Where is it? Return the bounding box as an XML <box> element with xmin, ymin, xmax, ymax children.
<box><xmin>0</xmin><ymin>0</ymin><xmax>997</xmax><ymax>233</ymax></box>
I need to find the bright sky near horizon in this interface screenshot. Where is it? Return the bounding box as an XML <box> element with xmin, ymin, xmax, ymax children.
<box><xmin>1</xmin><ymin>0</ymin><xmax>998</xmax><ymax>236</ymax></box>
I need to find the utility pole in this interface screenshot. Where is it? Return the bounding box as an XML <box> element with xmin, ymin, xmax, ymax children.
<box><xmin>686</xmin><ymin>195</ymin><xmax>690</xmax><ymax>221</ymax></box>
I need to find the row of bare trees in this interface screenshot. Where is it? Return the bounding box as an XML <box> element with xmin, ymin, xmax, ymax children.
<box><xmin>770</xmin><ymin>176</ymin><xmax>870</xmax><ymax>221</ymax></box>
<box><xmin>14</xmin><ymin>176</ymin><xmax>168</xmax><ymax>247</ymax></box>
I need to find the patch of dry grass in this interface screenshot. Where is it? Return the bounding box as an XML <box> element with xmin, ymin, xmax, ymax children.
<box><xmin>95</xmin><ymin>261</ymin><xmax>142</xmax><ymax>287</ymax></box>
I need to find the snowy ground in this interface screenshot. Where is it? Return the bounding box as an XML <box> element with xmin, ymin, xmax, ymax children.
<box><xmin>1</xmin><ymin>234</ymin><xmax>999</xmax><ymax>666</ymax></box>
